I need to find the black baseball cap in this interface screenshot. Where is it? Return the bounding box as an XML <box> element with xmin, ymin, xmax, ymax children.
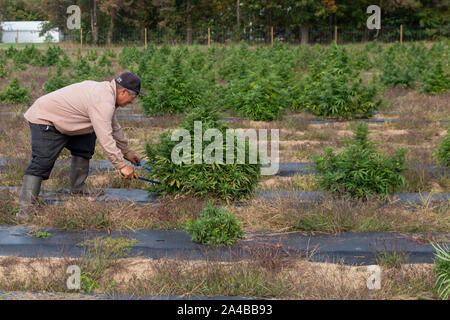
<box><xmin>115</xmin><ymin>72</ymin><xmax>146</xmax><ymax>95</ymax></box>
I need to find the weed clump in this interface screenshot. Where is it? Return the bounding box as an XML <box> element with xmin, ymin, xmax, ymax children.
<box><xmin>76</xmin><ymin>237</ymin><xmax>139</xmax><ymax>293</ymax></box>
<box><xmin>145</xmin><ymin>106</ymin><xmax>261</xmax><ymax>201</ymax></box>
<box><xmin>185</xmin><ymin>201</ymin><xmax>244</xmax><ymax>246</ymax></box>
<box><xmin>312</xmin><ymin>122</ymin><xmax>407</xmax><ymax>200</ymax></box>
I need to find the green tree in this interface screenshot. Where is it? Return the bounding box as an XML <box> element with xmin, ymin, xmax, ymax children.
<box><xmin>282</xmin><ymin>0</ymin><xmax>336</xmax><ymax>44</ymax></box>
<box><xmin>0</xmin><ymin>0</ymin><xmax>47</xmax><ymax>21</ymax></box>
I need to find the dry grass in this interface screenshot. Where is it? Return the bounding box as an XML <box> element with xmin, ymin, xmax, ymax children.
<box><xmin>0</xmin><ymin>253</ymin><xmax>438</xmax><ymax>299</ymax></box>
<box><xmin>232</xmin><ymin>196</ymin><xmax>450</xmax><ymax>234</ymax></box>
<box><xmin>258</xmin><ymin>174</ymin><xmax>319</xmax><ymax>191</ymax></box>
<box><xmin>0</xmin><ymin>193</ymin><xmax>210</xmax><ymax>230</ymax></box>
<box><xmin>382</xmin><ymin>89</ymin><xmax>450</xmax><ymax>122</ymax></box>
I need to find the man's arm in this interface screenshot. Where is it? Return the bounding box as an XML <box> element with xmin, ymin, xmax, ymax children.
<box><xmin>112</xmin><ymin>115</ymin><xmax>139</xmax><ymax>165</ymax></box>
<box><xmin>112</xmin><ymin>115</ymin><xmax>131</xmax><ymax>155</ymax></box>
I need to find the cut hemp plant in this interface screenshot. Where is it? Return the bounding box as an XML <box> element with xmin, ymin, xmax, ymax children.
<box><xmin>145</xmin><ymin>105</ymin><xmax>261</xmax><ymax>201</ymax></box>
<box><xmin>312</xmin><ymin>122</ymin><xmax>407</xmax><ymax>200</ymax></box>
<box><xmin>185</xmin><ymin>200</ymin><xmax>244</xmax><ymax>246</ymax></box>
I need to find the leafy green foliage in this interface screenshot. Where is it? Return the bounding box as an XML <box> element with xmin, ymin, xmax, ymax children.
<box><xmin>435</xmin><ymin>127</ymin><xmax>450</xmax><ymax>167</ymax></box>
<box><xmin>32</xmin><ymin>231</ymin><xmax>52</xmax><ymax>238</ymax></box>
<box><xmin>297</xmin><ymin>45</ymin><xmax>382</xmax><ymax>119</ymax></box>
<box><xmin>378</xmin><ymin>42</ymin><xmax>441</xmax><ymax>89</ymax></box>
<box><xmin>77</xmin><ymin>237</ymin><xmax>137</xmax><ymax>293</ymax></box>
<box><xmin>70</xmin><ymin>54</ymin><xmax>112</xmax><ymax>83</ymax></box>
<box><xmin>43</xmin><ymin>65</ymin><xmax>68</xmax><ymax>93</ymax></box>
<box><xmin>0</xmin><ymin>77</ymin><xmax>31</xmax><ymax>104</ymax></box>
<box><xmin>103</xmin><ymin>48</ymin><xmax>117</xmax><ymax>58</ymax></box>
<box><xmin>137</xmin><ymin>44</ymin><xmax>168</xmax><ymax>89</ymax></box>
<box><xmin>185</xmin><ymin>201</ymin><xmax>244</xmax><ymax>246</ymax></box>
<box><xmin>5</xmin><ymin>46</ymin><xmax>18</xmax><ymax>59</ymax></box>
<box><xmin>145</xmin><ymin>106</ymin><xmax>261</xmax><ymax>201</ymax></box>
<box><xmin>59</xmin><ymin>51</ymin><xmax>72</xmax><ymax>67</ymax></box>
<box><xmin>80</xmin><ymin>271</ymin><xmax>99</xmax><ymax>293</ymax></box>
<box><xmin>217</xmin><ymin>42</ymin><xmax>299</xmax><ymax>121</ymax></box>
<box><xmin>421</xmin><ymin>61</ymin><xmax>450</xmax><ymax>94</ymax></box>
<box><xmin>39</xmin><ymin>45</ymin><xmax>64</xmax><ymax>67</ymax></box>
<box><xmin>224</xmin><ymin>71</ymin><xmax>288</xmax><ymax>121</ymax></box>
<box><xmin>85</xmin><ymin>49</ymin><xmax>98</xmax><ymax>62</ymax></box>
<box><xmin>0</xmin><ymin>58</ymin><xmax>9</xmax><ymax>78</ymax></box>
<box><xmin>312</xmin><ymin>122</ymin><xmax>407</xmax><ymax>200</ymax></box>
<box><xmin>98</xmin><ymin>52</ymin><xmax>111</xmax><ymax>67</ymax></box>
<box><xmin>141</xmin><ymin>48</ymin><xmax>205</xmax><ymax>115</ymax></box>
<box><xmin>118</xmin><ymin>45</ymin><xmax>142</xmax><ymax>70</ymax></box>
<box><xmin>432</xmin><ymin>243</ymin><xmax>450</xmax><ymax>300</ymax></box>
<box><xmin>380</xmin><ymin>43</ymin><xmax>417</xmax><ymax>87</ymax></box>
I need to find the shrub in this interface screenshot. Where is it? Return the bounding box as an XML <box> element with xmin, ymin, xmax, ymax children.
<box><xmin>98</xmin><ymin>53</ymin><xmax>111</xmax><ymax>67</ymax></box>
<box><xmin>379</xmin><ymin>43</ymin><xmax>417</xmax><ymax>87</ymax></box>
<box><xmin>421</xmin><ymin>61</ymin><xmax>450</xmax><ymax>94</ymax></box>
<box><xmin>0</xmin><ymin>58</ymin><xmax>9</xmax><ymax>78</ymax></box>
<box><xmin>432</xmin><ymin>243</ymin><xmax>450</xmax><ymax>300</ymax></box>
<box><xmin>145</xmin><ymin>105</ymin><xmax>261</xmax><ymax>201</ymax></box>
<box><xmin>5</xmin><ymin>46</ymin><xmax>18</xmax><ymax>59</ymax></box>
<box><xmin>59</xmin><ymin>51</ymin><xmax>72</xmax><ymax>67</ymax></box>
<box><xmin>435</xmin><ymin>127</ymin><xmax>450</xmax><ymax>167</ymax></box>
<box><xmin>348</xmin><ymin>47</ymin><xmax>374</xmax><ymax>71</ymax></box>
<box><xmin>22</xmin><ymin>44</ymin><xmax>43</xmax><ymax>66</ymax></box>
<box><xmin>43</xmin><ymin>65</ymin><xmax>68</xmax><ymax>93</ymax></box>
<box><xmin>137</xmin><ymin>44</ymin><xmax>167</xmax><ymax>89</ymax></box>
<box><xmin>103</xmin><ymin>48</ymin><xmax>117</xmax><ymax>58</ymax></box>
<box><xmin>312</xmin><ymin>122</ymin><xmax>407</xmax><ymax>200</ymax></box>
<box><xmin>12</xmin><ymin>50</ymin><xmax>29</xmax><ymax>70</ymax></box>
<box><xmin>0</xmin><ymin>77</ymin><xmax>31</xmax><ymax>104</ymax></box>
<box><xmin>141</xmin><ymin>48</ymin><xmax>204</xmax><ymax>115</ymax></box>
<box><xmin>70</xmin><ymin>55</ymin><xmax>110</xmax><ymax>83</ymax></box>
<box><xmin>217</xmin><ymin>43</ymin><xmax>296</xmax><ymax>121</ymax></box>
<box><xmin>118</xmin><ymin>46</ymin><xmax>141</xmax><ymax>69</ymax></box>
<box><xmin>72</xmin><ymin>55</ymin><xmax>92</xmax><ymax>80</ymax></box>
<box><xmin>85</xmin><ymin>49</ymin><xmax>98</xmax><ymax>62</ymax></box>
<box><xmin>39</xmin><ymin>45</ymin><xmax>63</xmax><ymax>66</ymax></box>
<box><xmin>224</xmin><ymin>71</ymin><xmax>288</xmax><ymax>121</ymax></box>
<box><xmin>297</xmin><ymin>45</ymin><xmax>382</xmax><ymax>119</ymax></box>
<box><xmin>185</xmin><ymin>201</ymin><xmax>244</xmax><ymax>246</ymax></box>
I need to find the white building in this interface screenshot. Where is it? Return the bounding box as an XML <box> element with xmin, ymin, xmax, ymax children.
<box><xmin>0</xmin><ymin>21</ymin><xmax>61</xmax><ymax>43</ymax></box>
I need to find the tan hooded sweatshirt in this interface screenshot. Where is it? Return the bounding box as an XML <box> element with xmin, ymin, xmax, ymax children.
<box><xmin>24</xmin><ymin>79</ymin><xmax>131</xmax><ymax>170</ymax></box>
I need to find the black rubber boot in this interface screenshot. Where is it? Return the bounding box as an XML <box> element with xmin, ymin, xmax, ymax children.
<box><xmin>70</xmin><ymin>156</ymin><xmax>104</xmax><ymax>196</ymax></box>
<box><xmin>17</xmin><ymin>175</ymin><xmax>43</xmax><ymax>221</ymax></box>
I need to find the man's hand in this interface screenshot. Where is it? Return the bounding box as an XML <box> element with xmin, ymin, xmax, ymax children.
<box><xmin>124</xmin><ymin>151</ymin><xmax>140</xmax><ymax>166</ymax></box>
<box><xmin>120</xmin><ymin>165</ymin><xmax>138</xmax><ymax>180</ymax></box>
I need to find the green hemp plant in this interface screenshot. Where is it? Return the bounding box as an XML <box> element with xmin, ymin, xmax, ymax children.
<box><xmin>185</xmin><ymin>201</ymin><xmax>244</xmax><ymax>246</ymax></box>
<box><xmin>312</xmin><ymin>122</ymin><xmax>407</xmax><ymax>200</ymax></box>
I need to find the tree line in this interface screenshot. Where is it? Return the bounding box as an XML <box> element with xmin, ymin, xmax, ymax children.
<box><xmin>0</xmin><ymin>0</ymin><xmax>448</xmax><ymax>45</ymax></box>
